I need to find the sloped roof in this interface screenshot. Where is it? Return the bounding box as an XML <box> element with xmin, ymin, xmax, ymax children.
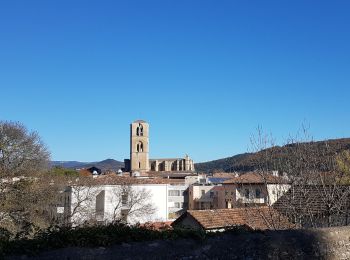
<box><xmin>208</xmin><ymin>177</ymin><xmax>232</xmax><ymax>184</ymax></box>
<box><xmin>173</xmin><ymin>207</ymin><xmax>294</xmax><ymax>230</ymax></box>
<box><xmin>212</xmin><ymin>172</ymin><xmax>236</xmax><ymax>178</ymax></box>
<box><xmin>223</xmin><ymin>172</ymin><xmax>288</xmax><ymax>184</ymax></box>
<box><xmin>73</xmin><ymin>174</ymin><xmax>185</xmax><ymax>186</ymax></box>
<box><xmin>273</xmin><ymin>185</ymin><xmax>350</xmax><ymax>215</ymax></box>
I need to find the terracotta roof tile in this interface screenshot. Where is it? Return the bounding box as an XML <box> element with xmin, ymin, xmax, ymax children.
<box><xmin>274</xmin><ymin>185</ymin><xmax>350</xmax><ymax>215</ymax></box>
<box><xmin>212</xmin><ymin>172</ymin><xmax>236</xmax><ymax>178</ymax></box>
<box><xmin>75</xmin><ymin>174</ymin><xmax>186</xmax><ymax>186</ymax></box>
<box><xmin>223</xmin><ymin>172</ymin><xmax>288</xmax><ymax>184</ymax></box>
<box><xmin>177</xmin><ymin>207</ymin><xmax>294</xmax><ymax>230</ymax></box>
<box><xmin>141</xmin><ymin>221</ymin><xmax>173</xmax><ymax>230</ymax></box>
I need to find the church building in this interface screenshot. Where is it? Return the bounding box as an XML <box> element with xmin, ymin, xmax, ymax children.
<box><xmin>124</xmin><ymin>120</ymin><xmax>195</xmax><ymax>173</ymax></box>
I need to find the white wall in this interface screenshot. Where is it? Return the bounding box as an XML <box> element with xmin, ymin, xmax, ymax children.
<box><xmin>67</xmin><ymin>184</ymin><xmax>171</xmax><ymax>225</ymax></box>
<box><xmin>267</xmin><ymin>184</ymin><xmax>291</xmax><ymax>205</ymax></box>
<box><xmin>104</xmin><ymin>184</ymin><xmax>168</xmax><ymax>224</ymax></box>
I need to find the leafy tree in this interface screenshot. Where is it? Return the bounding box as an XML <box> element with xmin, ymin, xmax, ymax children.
<box><xmin>49</xmin><ymin>166</ymin><xmax>79</xmax><ymax>177</ymax></box>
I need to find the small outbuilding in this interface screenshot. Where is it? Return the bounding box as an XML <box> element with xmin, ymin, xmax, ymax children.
<box><xmin>172</xmin><ymin>206</ymin><xmax>294</xmax><ymax>232</ymax></box>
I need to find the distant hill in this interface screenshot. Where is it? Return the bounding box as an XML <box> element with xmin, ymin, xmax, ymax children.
<box><xmin>195</xmin><ymin>138</ymin><xmax>350</xmax><ymax>173</ymax></box>
<box><xmin>51</xmin><ymin>159</ymin><xmax>124</xmax><ymax>172</ymax></box>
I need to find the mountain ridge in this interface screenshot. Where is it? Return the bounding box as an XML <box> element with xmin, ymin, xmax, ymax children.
<box><xmin>195</xmin><ymin>138</ymin><xmax>350</xmax><ymax>173</ymax></box>
<box><xmin>51</xmin><ymin>159</ymin><xmax>124</xmax><ymax>172</ymax></box>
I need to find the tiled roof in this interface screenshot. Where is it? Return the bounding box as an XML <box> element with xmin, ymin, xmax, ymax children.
<box><xmin>274</xmin><ymin>185</ymin><xmax>350</xmax><ymax>215</ymax></box>
<box><xmin>141</xmin><ymin>221</ymin><xmax>173</xmax><ymax>230</ymax></box>
<box><xmin>74</xmin><ymin>175</ymin><xmax>186</xmax><ymax>186</ymax></box>
<box><xmin>174</xmin><ymin>207</ymin><xmax>294</xmax><ymax>230</ymax></box>
<box><xmin>208</xmin><ymin>177</ymin><xmax>232</xmax><ymax>184</ymax></box>
<box><xmin>223</xmin><ymin>172</ymin><xmax>288</xmax><ymax>184</ymax></box>
<box><xmin>213</xmin><ymin>172</ymin><xmax>236</xmax><ymax>178</ymax></box>
<box><xmin>147</xmin><ymin>172</ymin><xmax>196</xmax><ymax>178</ymax></box>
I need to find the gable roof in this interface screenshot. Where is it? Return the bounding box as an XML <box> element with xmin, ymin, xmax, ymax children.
<box><xmin>73</xmin><ymin>174</ymin><xmax>186</xmax><ymax>186</ymax></box>
<box><xmin>273</xmin><ymin>185</ymin><xmax>350</xmax><ymax>215</ymax></box>
<box><xmin>208</xmin><ymin>177</ymin><xmax>232</xmax><ymax>184</ymax></box>
<box><xmin>212</xmin><ymin>172</ymin><xmax>237</xmax><ymax>178</ymax></box>
<box><xmin>223</xmin><ymin>172</ymin><xmax>288</xmax><ymax>184</ymax></box>
<box><xmin>173</xmin><ymin>207</ymin><xmax>294</xmax><ymax>230</ymax></box>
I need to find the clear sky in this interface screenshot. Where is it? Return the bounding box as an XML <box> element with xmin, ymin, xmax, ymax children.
<box><xmin>1</xmin><ymin>1</ymin><xmax>350</xmax><ymax>163</ymax></box>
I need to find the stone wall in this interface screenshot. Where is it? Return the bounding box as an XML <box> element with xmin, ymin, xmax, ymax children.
<box><xmin>10</xmin><ymin>226</ymin><xmax>350</xmax><ymax>259</ymax></box>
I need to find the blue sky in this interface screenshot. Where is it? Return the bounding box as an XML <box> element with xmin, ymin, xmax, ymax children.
<box><xmin>1</xmin><ymin>1</ymin><xmax>350</xmax><ymax>163</ymax></box>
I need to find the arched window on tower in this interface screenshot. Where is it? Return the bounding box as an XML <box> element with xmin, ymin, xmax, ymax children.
<box><xmin>136</xmin><ymin>141</ymin><xmax>143</xmax><ymax>152</ymax></box>
<box><xmin>136</xmin><ymin>124</ymin><xmax>144</xmax><ymax>136</ymax></box>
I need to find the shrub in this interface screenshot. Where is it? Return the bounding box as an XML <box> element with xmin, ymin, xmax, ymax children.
<box><xmin>0</xmin><ymin>222</ymin><xmax>209</xmax><ymax>257</ymax></box>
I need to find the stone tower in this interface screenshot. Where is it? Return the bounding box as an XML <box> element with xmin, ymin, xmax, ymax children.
<box><xmin>130</xmin><ymin>120</ymin><xmax>149</xmax><ymax>172</ymax></box>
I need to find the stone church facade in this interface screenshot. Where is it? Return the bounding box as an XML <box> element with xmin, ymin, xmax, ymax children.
<box><xmin>124</xmin><ymin>120</ymin><xmax>195</xmax><ymax>173</ymax></box>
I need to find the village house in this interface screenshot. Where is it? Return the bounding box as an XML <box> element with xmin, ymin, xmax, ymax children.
<box><xmin>273</xmin><ymin>184</ymin><xmax>350</xmax><ymax>228</ymax></box>
<box><xmin>53</xmin><ymin>120</ymin><xmax>199</xmax><ymax>226</ymax></box>
<box><xmin>172</xmin><ymin>207</ymin><xmax>294</xmax><ymax>232</ymax></box>
<box><xmin>189</xmin><ymin>184</ymin><xmax>226</xmax><ymax>210</ymax></box>
<box><xmin>223</xmin><ymin>172</ymin><xmax>290</xmax><ymax>208</ymax></box>
<box><xmin>54</xmin><ymin>175</ymin><xmax>190</xmax><ymax>226</ymax></box>
<box><xmin>187</xmin><ymin>172</ymin><xmax>290</xmax><ymax>210</ymax></box>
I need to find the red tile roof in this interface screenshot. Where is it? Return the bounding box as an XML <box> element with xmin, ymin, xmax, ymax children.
<box><xmin>212</xmin><ymin>172</ymin><xmax>236</xmax><ymax>178</ymax></box>
<box><xmin>74</xmin><ymin>174</ymin><xmax>186</xmax><ymax>186</ymax></box>
<box><xmin>141</xmin><ymin>221</ymin><xmax>173</xmax><ymax>230</ymax></box>
<box><xmin>173</xmin><ymin>206</ymin><xmax>294</xmax><ymax>230</ymax></box>
<box><xmin>223</xmin><ymin>172</ymin><xmax>288</xmax><ymax>184</ymax></box>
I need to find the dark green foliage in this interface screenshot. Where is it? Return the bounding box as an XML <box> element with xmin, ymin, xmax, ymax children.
<box><xmin>0</xmin><ymin>222</ymin><xmax>207</xmax><ymax>257</ymax></box>
<box><xmin>49</xmin><ymin>166</ymin><xmax>79</xmax><ymax>177</ymax></box>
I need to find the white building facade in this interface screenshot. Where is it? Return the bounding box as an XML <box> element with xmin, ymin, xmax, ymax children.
<box><xmin>60</xmin><ymin>182</ymin><xmax>189</xmax><ymax>226</ymax></box>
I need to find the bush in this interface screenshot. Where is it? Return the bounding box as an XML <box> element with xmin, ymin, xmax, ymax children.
<box><xmin>0</xmin><ymin>222</ymin><xmax>208</xmax><ymax>257</ymax></box>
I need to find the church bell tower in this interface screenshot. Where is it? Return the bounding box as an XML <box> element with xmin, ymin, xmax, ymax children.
<box><xmin>130</xmin><ymin>120</ymin><xmax>149</xmax><ymax>172</ymax></box>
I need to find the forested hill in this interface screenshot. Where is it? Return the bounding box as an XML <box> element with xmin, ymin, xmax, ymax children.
<box><xmin>51</xmin><ymin>159</ymin><xmax>124</xmax><ymax>172</ymax></box>
<box><xmin>195</xmin><ymin>138</ymin><xmax>350</xmax><ymax>173</ymax></box>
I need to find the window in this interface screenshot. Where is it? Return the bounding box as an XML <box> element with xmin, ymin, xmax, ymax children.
<box><xmin>95</xmin><ymin>191</ymin><xmax>105</xmax><ymax>221</ymax></box>
<box><xmin>255</xmin><ymin>189</ymin><xmax>261</xmax><ymax>198</ymax></box>
<box><xmin>136</xmin><ymin>124</ymin><xmax>144</xmax><ymax>136</ymax></box>
<box><xmin>210</xmin><ymin>191</ymin><xmax>214</xmax><ymax>198</ymax></box>
<box><xmin>169</xmin><ymin>190</ymin><xmax>180</xmax><ymax>196</ymax></box>
<box><xmin>122</xmin><ymin>193</ymin><xmax>128</xmax><ymax>206</ymax></box>
<box><xmin>174</xmin><ymin>202</ymin><xmax>180</xmax><ymax>208</ymax></box>
<box><xmin>201</xmin><ymin>190</ymin><xmax>205</xmax><ymax>196</ymax></box>
<box><xmin>121</xmin><ymin>209</ymin><xmax>129</xmax><ymax>222</ymax></box>
<box><xmin>136</xmin><ymin>142</ymin><xmax>143</xmax><ymax>152</ymax></box>
<box><xmin>245</xmin><ymin>189</ymin><xmax>250</xmax><ymax>199</ymax></box>
<box><xmin>139</xmin><ymin>162</ymin><xmax>141</xmax><ymax>169</ymax></box>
